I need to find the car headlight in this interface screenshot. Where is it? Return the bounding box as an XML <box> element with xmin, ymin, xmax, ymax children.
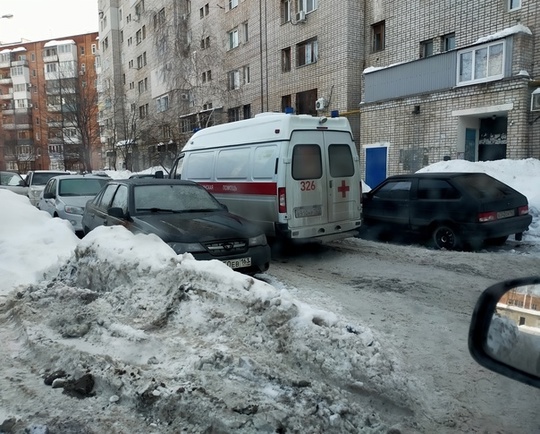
<box><xmin>248</xmin><ymin>234</ymin><xmax>267</xmax><ymax>247</ymax></box>
<box><xmin>167</xmin><ymin>242</ymin><xmax>205</xmax><ymax>254</ymax></box>
<box><xmin>64</xmin><ymin>205</ymin><xmax>85</xmax><ymax>215</ymax></box>
<box><xmin>30</xmin><ymin>189</ymin><xmax>41</xmax><ymax>198</ymax></box>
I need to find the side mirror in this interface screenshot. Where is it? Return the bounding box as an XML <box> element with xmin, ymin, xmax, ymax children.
<box><xmin>469</xmin><ymin>276</ymin><xmax>540</xmax><ymax>388</ymax></box>
<box><xmin>108</xmin><ymin>207</ymin><xmax>126</xmax><ymax>219</ymax></box>
<box><xmin>43</xmin><ymin>192</ymin><xmax>55</xmax><ymax>199</ymax></box>
<box><xmin>154</xmin><ymin>170</ymin><xmax>164</xmax><ymax>179</ymax></box>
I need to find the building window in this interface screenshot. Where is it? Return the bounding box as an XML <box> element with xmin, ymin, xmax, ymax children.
<box><xmin>508</xmin><ymin>0</ymin><xmax>521</xmax><ymax>11</ymax></box>
<box><xmin>442</xmin><ymin>33</ymin><xmax>455</xmax><ymax>52</ymax></box>
<box><xmin>228</xmin><ymin>107</ymin><xmax>241</xmax><ymax>122</ymax></box>
<box><xmin>282</xmin><ymin>95</ymin><xmax>292</xmax><ymax>112</ymax></box>
<box><xmin>281</xmin><ymin>0</ymin><xmax>290</xmax><ymax>23</ymax></box>
<box><xmin>228</xmin><ymin>70</ymin><xmax>240</xmax><ymax>90</ymax></box>
<box><xmin>139</xmin><ymin>103</ymin><xmax>149</xmax><ymax>119</ymax></box>
<box><xmin>282</xmin><ymin>47</ymin><xmax>291</xmax><ymax>72</ymax></box>
<box><xmin>201</xmin><ymin>36</ymin><xmax>210</xmax><ymax>49</ymax></box>
<box><xmin>243</xmin><ymin>22</ymin><xmax>249</xmax><ymax>43</ymax></box>
<box><xmin>297</xmin><ymin>0</ymin><xmax>317</xmax><ymax>13</ymax></box>
<box><xmin>243</xmin><ymin>65</ymin><xmax>250</xmax><ymax>84</ymax></box>
<box><xmin>156</xmin><ymin>95</ymin><xmax>169</xmax><ymax>112</ymax></box>
<box><xmin>154</xmin><ymin>8</ymin><xmax>165</xmax><ymax>28</ymax></box>
<box><xmin>228</xmin><ymin>29</ymin><xmax>239</xmax><ymax>49</ymax></box>
<box><xmin>420</xmin><ymin>39</ymin><xmax>433</xmax><ymax>58</ymax></box>
<box><xmin>136</xmin><ymin>29</ymin><xmax>143</xmax><ymax>44</ymax></box>
<box><xmin>457</xmin><ymin>40</ymin><xmax>505</xmax><ymax>86</ymax></box>
<box><xmin>229</xmin><ymin>0</ymin><xmax>238</xmax><ymax>10</ymax></box>
<box><xmin>243</xmin><ymin>104</ymin><xmax>251</xmax><ymax>119</ymax></box>
<box><xmin>372</xmin><ymin>21</ymin><xmax>385</xmax><ymax>52</ymax></box>
<box><xmin>297</xmin><ymin>38</ymin><xmax>318</xmax><ymax>66</ymax></box>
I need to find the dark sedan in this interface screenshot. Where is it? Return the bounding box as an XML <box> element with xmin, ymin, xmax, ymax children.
<box><xmin>361</xmin><ymin>172</ymin><xmax>532</xmax><ymax>250</ymax></box>
<box><xmin>82</xmin><ymin>178</ymin><xmax>271</xmax><ymax>274</ymax></box>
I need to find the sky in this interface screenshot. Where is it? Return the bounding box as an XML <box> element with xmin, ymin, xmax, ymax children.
<box><xmin>0</xmin><ymin>158</ymin><xmax>539</xmax><ymax>432</ymax></box>
<box><xmin>0</xmin><ymin>0</ymin><xmax>98</xmax><ymax>44</ymax></box>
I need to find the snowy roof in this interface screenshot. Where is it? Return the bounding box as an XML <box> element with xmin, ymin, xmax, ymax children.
<box><xmin>476</xmin><ymin>24</ymin><xmax>532</xmax><ymax>44</ymax></box>
<box><xmin>10</xmin><ymin>47</ymin><xmax>26</xmax><ymax>52</ymax></box>
<box><xmin>43</xmin><ymin>39</ymin><xmax>76</xmax><ymax>48</ymax></box>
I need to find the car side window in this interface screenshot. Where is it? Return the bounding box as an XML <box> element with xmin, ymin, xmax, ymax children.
<box><xmin>45</xmin><ymin>179</ymin><xmax>56</xmax><ymax>195</ymax></box>
<box><xmin>97</xmin><ymin>184</ymin><xmax>119</xmax><ymax>210</ymax></box>
<box><xmin>373</xmin><ymin>180</ymin><xmax>411</xmax><ymax>200</ymax></box>
<box><xmin>110</xmin><ymin>185</ymin><xmax>128</xmax><ymax>214</ymax></box>
<box><xmin>417</xmin><ymin>179</ymin><xmax>460</xmax><ymax>200</ymax></box>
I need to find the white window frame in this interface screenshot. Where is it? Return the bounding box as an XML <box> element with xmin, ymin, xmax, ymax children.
<box><xmin>457</xmin><ymin>40</ymin><xmax>505</xmax><ymax>86</ymax></box>
<box><xmin>282</xmin><ymin>0</ymin><xmax>291</xmax><ymax>23</ymax></box>
<box><xmin>508</xmin><ymin>0</ymin><xmax>521</xmax><ymax>11</ymax></box>
<box><xmin>297</xmin><ymin>0</ymin><xmax>317</xmax><ymax>13</ymax></box>
<box><xmin>297</xmin><ymin>38</ymin><xmax>318</xmax><ymax>66</ymax></box>
<box><xmin>228</xmin><ymin>70</ymin><xmax>240</xmax><ymax>89</ymax></box>
<box><xmin>229</xmin><ymin>0</ymin><xmax>238</xmax><ymax>10</ymax></box>
<box><xmin>228</xmin><ymin>29</ymin><xmax>239</xmax><ymax>50</ymax></box>
<box><xmin>243</xmin><ymin>65</ymin><xmax>250</xmax><ymax>84</ymax></box>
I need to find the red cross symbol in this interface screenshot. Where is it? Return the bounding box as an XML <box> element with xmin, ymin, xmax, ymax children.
<box><xmin>337</xmin><ymin>180</ymin><xmax>350</xmax><ymax>198</ymax></box>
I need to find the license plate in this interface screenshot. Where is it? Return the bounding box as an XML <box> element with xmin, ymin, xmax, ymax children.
<box><xmin>224</xmin><ymin>257</ymin><xmax>252</xmax><ymax>269</ymax></box>
<box><xmin>497</xmin><ymin>209</ymin><xmax>515</xmax><ymax>219</ymax></box>
<box><xmin>294</xmin><ymin>205</ymin><xmax>322</xmax><ymax>218</ymax></box>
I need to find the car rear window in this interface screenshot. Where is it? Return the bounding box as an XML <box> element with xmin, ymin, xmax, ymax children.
<box><xmin>32</xmin><ymin>172</ymin><xmax>66</xmax><ymax>185</ymax></box>
<box><xmin>329</xmin><ymin>144</ymin><xmax>355</xmax><ymax>178</ymax></box>
<box><xmin>452</xmin><ymin>173</ymin><xmax>515</xmax><ymax>199</ymax></box>
<box><xmin>59</xmin><ymin>179</ymin><xmax>109</xmax><ymax>196</ymax></box>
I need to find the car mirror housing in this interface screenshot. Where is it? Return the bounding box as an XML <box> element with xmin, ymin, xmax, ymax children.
<box><xmin>154</xmin><ymin>170</ymin><xmax>164</xmax><ymax>179</ymax></box>
<box><xmin>43</xmin><ymin>192</ymin><xmax>55</xmax><ymax>199</ymax></box>
<box><xmin>469</xmin><ymin>276</ymin><xmax>540</xmax><ymax>388</ymax></box>
<box><xmin>108</xmin><ymin>207</ymin><xmax>126</xmax><ymax>219</ymax></box>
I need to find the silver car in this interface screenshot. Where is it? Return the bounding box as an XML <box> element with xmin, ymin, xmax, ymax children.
<box><xmin>38</xmin><ymin>174</ymin><xmax>110</xmax><ymax>236</ymax></box>
<box><xmin>25</xmin><ymin>170</ymin><xmax>70</xmax><ymax>206</ymax></box>
<box><xmin>0</xmin><ymin>170</ymin><xmax>29</xmax><ymax>196</ymax></box>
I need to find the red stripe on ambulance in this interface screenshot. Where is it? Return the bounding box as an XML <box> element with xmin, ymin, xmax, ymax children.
<box><xmin>198</xmin><ymin>182</ymin><xmax>278</xmax><ymax>196</ymax></box>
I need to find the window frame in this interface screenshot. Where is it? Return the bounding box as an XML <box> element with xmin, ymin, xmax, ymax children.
<box><xmin>372</xmin><ymin>21</ymin><xmax>385</xmax><ymax>53</ymax></box>
<box><xmin>296</xmin><ymin>38</ymin><xmax>318</xmax><ymax>67</ymax></box>
<box><xmin>457</xmin><ymin>40</ymin><xmax>506</xmax><ymax>86</ymax></box>
<box><xmin>508</xmin><ymin>0</ymin><xmax>521</xmax><ymax>11</ymax></box>
<box><xmin>228</xmin><ymin>28</ymin><xmax>239</xmax><ymax>50</ymax></box>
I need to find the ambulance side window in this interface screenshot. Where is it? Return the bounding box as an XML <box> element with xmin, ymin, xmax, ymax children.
<box><xmin>253</xmin><ymin>145</ymin><xmax>278</xmax><ymax>180</ymax></box>
<box><xmin>183</xmin><ymin>152</ymin><xmax>213</xmax><ymax>180</ymax></box>
<box><xmin>216</xmin><ymin>148</ymin><xmax>249</xmax><ymax>179</ymax></box>
<box><xmin>329</xmin><ymin>144</ymin><xmax>355</xmax><ymax>177</ymax></box>
<box><xmin>292</xmin><ymin>144</ymin><xmax>322</xmax><ymax>180</ymax></box>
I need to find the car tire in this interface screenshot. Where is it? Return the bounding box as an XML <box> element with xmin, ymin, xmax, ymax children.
<box><xmin>431</xmin><ymin>225</ymin><xmax>460</xmax><ymax>250</ymax></box>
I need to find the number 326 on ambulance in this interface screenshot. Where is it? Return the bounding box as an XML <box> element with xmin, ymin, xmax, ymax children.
<box><xmin>168</xmin><ymin>112</ymin><xmax>362</xmax><ymax>244</ymax></box>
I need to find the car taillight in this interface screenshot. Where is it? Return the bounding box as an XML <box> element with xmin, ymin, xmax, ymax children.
<box><xmin>278</xmin><ymin>187</ymin><xmax>286</xmax><ymax>213</ymax></box>
<box><xmin>478</xmin><ymin>211</ymin><xmax>497</xmax><ymax>222</ymax></box>
<box><xmin>518</xmin><ymin>205</ymin><xmax>529</xmax><ymax>215</ymax></box>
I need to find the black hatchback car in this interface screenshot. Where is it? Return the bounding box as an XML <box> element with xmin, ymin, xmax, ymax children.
<box><xmin>361</xmin><ymin>172</ymin><xmax>532</xmax><ymax>250</ymax></box>
<box><xmin>82</xmin><ymin>178</ymin><xmax>271</xmax><ymax>274</ymax></box>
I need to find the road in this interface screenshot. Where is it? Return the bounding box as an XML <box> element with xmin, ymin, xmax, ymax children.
<box><xmin>264</xmin><ymin>237</ymin><xmax>540</xmax><ymax>433</ymax></box>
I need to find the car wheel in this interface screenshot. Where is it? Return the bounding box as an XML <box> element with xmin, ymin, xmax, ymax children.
<box><xmin>431</xmin><ymin>225</ymin><xmax>460</xmax><ymax>250</ymax></box>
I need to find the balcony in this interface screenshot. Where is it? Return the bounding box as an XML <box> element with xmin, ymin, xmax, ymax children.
<box><xmin>11</xmin><ymin>60</ymin><xmax>28</xmax><ymax>67</ymax></box>
<box><xmin>0</xmin><ymin>93</ymin><xmax>12</xmax><ymax>100</ymax></box>
<box><xmin>0</xmin><ymin>76</ymin><xmax>12</xmax><ymax>84</ymax></box>
<box><xmin>2</xmin><ymin>123</ymin><xmax>32</xmax><ymax>130</ymax></box>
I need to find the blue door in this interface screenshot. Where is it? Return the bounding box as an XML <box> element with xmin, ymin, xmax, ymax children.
<box><xmin>365</xmin><ymin>147</ymin><xmax>387</xmax><ymax>189</ymax></box>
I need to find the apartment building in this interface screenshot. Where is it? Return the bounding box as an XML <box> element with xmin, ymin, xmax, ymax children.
<box><xmin>97</xmin><ymin>0</ymin><xmax>540</xmax><ymax>180</ymax></box>
<box><xmin>361</xmin><ymin>0</ymin><xmax>540</xmax><ymax>187</ymax></box>
<box><xmin>96</xmin><ymin>0</ymin><xmax>362</xmax><ymax>171</ymax></box>
<box><xmin>0</xmin><ymin>32</ymin><xmax>100</xmax><ymax>172</ymax></box>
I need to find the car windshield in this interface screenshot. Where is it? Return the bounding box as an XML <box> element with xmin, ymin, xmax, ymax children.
<box><xmin>0</xmin><ymin>172</ymin><xmax>24</xmax><ymax>186</ymax></box>
<box><xmin>134</xmin><ymin>184</ymin><xmax>222</xmax><ymax>212</ymax></box>
<box><xmin>33</xmin><ymin>172</ymin><xmax>65</xmax><ymax>185</ymax></box>
<box><xmin>58</xmin><ymin>178</ymin><xmax>109</xmax><ymax>196</ymax></box>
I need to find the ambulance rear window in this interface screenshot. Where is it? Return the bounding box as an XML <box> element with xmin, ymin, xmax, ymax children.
<box><xmin>329</xmin><ymin>144</ymin><xmax>355</xmax><ymax>177</ymax></box>
<box><xmin>292</xmin><ymin>144</ymin><xmax>322</xmax><ymax>180</ymax></box>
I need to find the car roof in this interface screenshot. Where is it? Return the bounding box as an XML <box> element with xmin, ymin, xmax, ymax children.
<box><xmin>111</xmin><ymin>178</ymin><xmax>198</xmax><ymax>186</ymax></box>
<box><xmin>386</xmin><ymin>172</ymin><xmax>488</xmax><ymax>180</ymax></box>
<box><xmin>50</xmin><ymin>174</ymin><xmax>110</xmax><ymax>181</ymax></box>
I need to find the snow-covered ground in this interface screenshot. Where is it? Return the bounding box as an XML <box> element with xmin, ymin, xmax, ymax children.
<box><xmin>0</xmin><ymin>159</ymin><xmax>539</xmax><ymax>433</ymax></box>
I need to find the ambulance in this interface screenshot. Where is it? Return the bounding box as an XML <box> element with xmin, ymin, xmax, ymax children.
<box><xmin>167</xmin><ymin>112</ymin><xmax>362</xmax><ymax>243</ymax></box>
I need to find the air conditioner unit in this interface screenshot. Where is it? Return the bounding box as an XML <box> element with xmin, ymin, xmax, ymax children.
<box><xmin>79</xmin><ymin>70</ymin><xmax>85</xmax><ymax>75</ymax></box>
<box><xmin>315</xmin><ymin>97</ymin><xmax>327</xmax><ymax>111</ymax></box>
<box><xmin>181</xmin><ymin>93</ymin><xmax>190</xmax><ymax>100</ymax></box>
<box><xmin>296</xmin><ymin>10</ymin><xmax>306</xmax><ymax>22</ymax></box>
<box><xmin>28</xmin><ymin>103</ymin><xmax>33</xmax><ymax>108</ymax></box>
<box><xmin>134</xmin><ymin>14</ymin><xmax>140</xmax><ymax>22</ymax></box>
<box><xmin>531</xmin><ymin>88</ymin><xmax>540</xmax><ymax>112</ymax></box>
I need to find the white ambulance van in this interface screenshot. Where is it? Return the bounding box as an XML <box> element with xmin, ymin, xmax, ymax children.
<box><xmin>168</xmin><ymin>112</ymin><xmax>362</xmax><ymax>243</ymax></box>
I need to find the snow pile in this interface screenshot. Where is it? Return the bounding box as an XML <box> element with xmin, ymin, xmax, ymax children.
<box><xmin>1</xmin><ymin>225</ymin><xmax>426</xmax><ymax>433</ymax></box>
